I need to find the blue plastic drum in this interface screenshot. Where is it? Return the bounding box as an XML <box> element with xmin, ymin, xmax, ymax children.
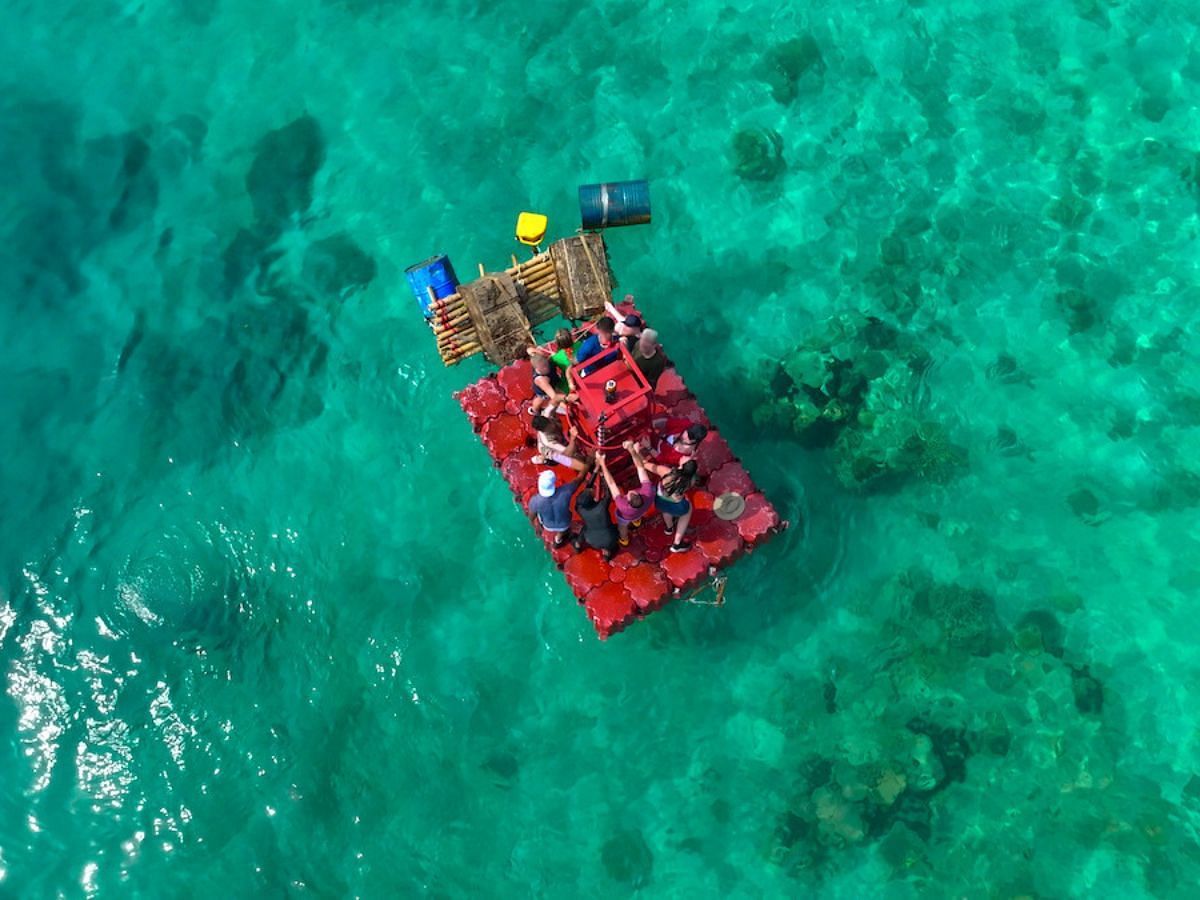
<box><xmin>579</xmin><ymin>180</ymin><xmax>651</xmax><ymax>230</ymax></box>
<box><xmin>405</xmin><ymin>255</ymin><xmax>459</xmax><ymax>318</ymax></box>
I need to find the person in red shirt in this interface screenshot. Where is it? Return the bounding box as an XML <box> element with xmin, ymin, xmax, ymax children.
<box><xmin>652</xmin><ymin>418</ymin><xmax>709</xmax><ymax>468</ymax></box>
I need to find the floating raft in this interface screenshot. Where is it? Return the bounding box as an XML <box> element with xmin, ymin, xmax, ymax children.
<box><xmin>454</xmin><ymin>311</ymin><xmax>786</xmax><ymax>639</ymax></box>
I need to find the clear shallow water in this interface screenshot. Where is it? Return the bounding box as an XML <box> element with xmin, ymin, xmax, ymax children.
<box><xmin>3</xmin><ymin>0</ymin><xmax>1200</xmax><ymax>896</ymax></box>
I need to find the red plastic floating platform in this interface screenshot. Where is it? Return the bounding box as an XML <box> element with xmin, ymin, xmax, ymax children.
<box><xmin>454</xmin><ymin>306</ymin><xmax>786</xmax><ymax>639</ymax></box>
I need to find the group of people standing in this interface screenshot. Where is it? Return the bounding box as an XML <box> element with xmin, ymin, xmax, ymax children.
<box><xmin>525</xmin><ymin>301</ymin><xmax>709</xmax><ymax>558</ymax></box>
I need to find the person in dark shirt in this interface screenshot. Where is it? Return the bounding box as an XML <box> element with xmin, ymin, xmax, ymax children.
<box><xmin>572</xmin><ymin>471</ymin><xmax>619</xmax><ymax>560</ymax></box>
<box><xmin>528</xmin><ymin>470</ymin><xmax>581</xmax><ymax>547</ymax></box>
<box><xmin>528</xmin><ymin>351</ymin><xmax>569</xmax><ymax>416</ymax></box>
<box><xmin>632</xmin><ymin>328</ymin><xmax>668</xmax><ymax>389</ymax></box>
<box><xmin>575</xmin><ymin>316</ymin><xmax>619</xmax><ymax>375</ymax></box>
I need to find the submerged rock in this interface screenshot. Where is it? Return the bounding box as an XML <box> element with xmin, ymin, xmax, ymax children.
<box><xmin>482</xmin><ymin>750</ymin><xmax>519</xmax><ymax>783</ymax></box>
<box><xmin>1015</xmin><ymin>609</ymin><xmax>1066</xmax><ymax>657</ymax></box>
<box><xmin>222</xmin><ymin>227</ymin><xmax>272</xmax><ymax>295</ymax></box>
<box><xmin>1067</xmin><ymin>487</ymin><xmax>1108</xmax><ymax>524</ymax></box>
<box><xmin>246</xmin><ymin>115</ymin><xmax>326</xmax><ymax>227</ymax></box>
<box><xmin>1070</xmin><ymin>665</ymin><xmax>1104</xmax><ymax>714</ymax></box>
<box><xmin>763</xmin><ymin>35</ymin><xmax>825</xmax><ymax>104</ymax></box>
<box><xmin>986</xmin><ymin>353</ymin><xmax>1034</xmax><ymax>386</ymax></box>
<box><xmin>302</xmin><ymin>232</ymin><xmax>377</xmax><ymax>299</ymax></box>
<box><xmin>732</xmin><ymin>128</ymin><xmax>786</xmax><ymax>182</ymax></box>
<box><xmin>601</xmin><ymin>829</ymin><xmax>653</xmax><ymax>888</ymax></box>
<box><xmin>912</xmin><ymin>580</ymin><xmax>1005</xmax><ymax>657</ymax></box>
<box><xmin>104</xmin><ymin>133</ymin><xmax>159</xmax><ymax>230</ymax></box>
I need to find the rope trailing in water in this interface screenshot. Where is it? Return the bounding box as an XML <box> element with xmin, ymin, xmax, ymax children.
<box><xmin>685</xmin><ymin>574</ymin><xmax>728</xmax><ymax>607</ymax></box>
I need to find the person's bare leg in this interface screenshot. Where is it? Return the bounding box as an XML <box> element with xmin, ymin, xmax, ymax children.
<box><xmin>673</xmin><ymin>508</ymin><xmax>693</xmax><ymax>545</ymax></box>
<box><xmin>618</xmin><ymin>521</ymin><xmax>629</xmax><ymax>543</ymax></box>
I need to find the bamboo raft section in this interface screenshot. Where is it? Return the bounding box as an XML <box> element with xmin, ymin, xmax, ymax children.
<box><xmin>432</xmin><ymin>235</ymin><xmax>610</xmax><ymax>367</ymax></box>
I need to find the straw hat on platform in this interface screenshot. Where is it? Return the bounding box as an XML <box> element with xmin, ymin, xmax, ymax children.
<box><xmin>714</xmin><ymin>492</ymin><xmax>746</xmax><ymax>520</ymax></box>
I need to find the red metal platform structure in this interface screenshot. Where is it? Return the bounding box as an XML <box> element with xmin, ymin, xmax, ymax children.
<box><xmin>455</xmin><ymin>301</ymin><xmax>786</xmax><ymax>639</ymax></box>
<box><xmin>568</xmin><ymin>342</ymin><xmax>653</xmax><ymax>460</ymax></box>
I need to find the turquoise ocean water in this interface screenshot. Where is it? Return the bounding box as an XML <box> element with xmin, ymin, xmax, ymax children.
<box><xmin>3</xmin><ymin>0</ymin><xmax>1200</xmax><ymax>895</ymax></box>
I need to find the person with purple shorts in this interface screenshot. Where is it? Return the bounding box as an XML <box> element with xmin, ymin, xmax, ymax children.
<box><xmin>597</xmin><ymin>443</ymin><xmax>655</xmax><ymax>547</ymax></box>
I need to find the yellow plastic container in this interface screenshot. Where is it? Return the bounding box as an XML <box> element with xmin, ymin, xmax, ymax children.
<box><xmin>516</xmin><ymin>212</ymin><xmax>548</xmax><ymax>247</ymax></box>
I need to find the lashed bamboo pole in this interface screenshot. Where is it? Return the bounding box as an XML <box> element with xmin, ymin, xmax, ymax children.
<box><xmin>438</xmin><ymin>330</ymin><xmax>479</xmax><ymax>348</ymax></box>
<box><xmin>432</xmin><ymin>311</ymin><xmax>472</xmax><ymax>330</ymax></box>
<box><xmin>441</xmin><ymin>345</ymin><xmax>482</xmax><ymax>364</ymax></box>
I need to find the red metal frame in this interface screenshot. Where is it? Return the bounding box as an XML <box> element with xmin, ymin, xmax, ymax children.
<box><xmin>567</xmin><ymin>343</ymin><xmax>652</xmax><ymax>451</ymax></box>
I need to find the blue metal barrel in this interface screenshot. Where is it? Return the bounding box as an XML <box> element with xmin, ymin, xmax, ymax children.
<box><xmin>579</xmin><ymin>180</ymin><xmax>651</xmax><ymax>230</ymax></box>
<box><xmin>405</xmin><ymin>255</ymin><xmax>459</xmax><ymax>318</ymax></box>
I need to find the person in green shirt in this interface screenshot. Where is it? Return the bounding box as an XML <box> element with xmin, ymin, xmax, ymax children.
<box><xmin>547</xmin><ymin>328</ymin><xmax>576</xmax><ymax>371</ymax></box>
<box><xmin>527</xmin><ymin>328</ymin><xmax>580</xmax><ymax>411</ymax></box>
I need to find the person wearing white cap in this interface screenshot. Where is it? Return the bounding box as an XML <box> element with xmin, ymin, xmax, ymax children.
<box><xmin>528</xmin><ymin>470</ymin><xmax>582</xmax><ymax>547</ymax></box>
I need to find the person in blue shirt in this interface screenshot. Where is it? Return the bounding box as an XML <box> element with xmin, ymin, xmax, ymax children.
<box><xmin>528</xmin><ymin>470</ymin><xmax>582</xmax><ymax>547</ymax></box>
<box><xmin>574</xmin><ymin>316</ymin><xmax>619</xmax><ymax>376</ymax></box>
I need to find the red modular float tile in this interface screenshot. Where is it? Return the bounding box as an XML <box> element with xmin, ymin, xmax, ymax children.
<box><xmin>611</xmin><ymin>531</ymin><xmax>646</xmax><ymax>568</ymax></box>
<box><xmin>608</xmin><ymin>565</ymin><xmax>627</xmax><ymax>584</ymax></box>
<box><xmin>639</xmin><ymin>520</ymin><xmax>674</xmax><ymax>553</ymax></box>
<box><xmin>695</xmin><ymin>433</ymin><xmax>734</xmax><ymax>475</ymax></box>
<box><xmin>661</xmin><ymin>548</ymin><xmax>711</xmax><ymax>590</ymax></box>
<box><xmin>737</xmin><ymin>492</ymin><xmax>781</xmax><ymax>544</ymax></box>
<box><xmin>501</xmin><ymin>454</ymin><xmax>538</xmax><ymax>493</ymax></box>
<box><xmin>585</xmin><ymin>581</ymin><xmax>637</xmax><ymax>639</ymax></box>
<box><xmin>622</xmin><ymin>562</ymin><xmax>669</xmax><ymax>610</ymax></box>
<box><xmin>563</xmin><ymin>549</ymin><xmax>611</xmax><ymax>596</ymax></box>
<box><xmin>550</xmin><ymin>542</ymin><xmax>575</xmax><ymax>568</ymax></box>
<box><xmin>497</xmin><ymin>361</ymin><xmax>534</xmax><ymax>403</ymax></box>
<box><xmin>662</xmin><ymin>396</ymin><xmax>710</xmax><ymax>427</ymax></box>
<box><xmin>482</xmin><ymin>414</ymin><xmax>530</xmax><ymax>461</ymax></box>
<box><xmin>459</xmin><ymin>378</ymin><xmax>507</xmax><ymax>430</ymax></box>
<box><xmin>706</xmin><ymin>462</ymin><xmax>755</xmax><ymax>497</ymax></box>
<box><xmin>696</xmin><ymin>519</ymin><xmax>743</xmax><ymax>567</ymax></box>
<box><xmin>534</xmin><ymin>530</ymin><xmax>576</xmax><ymax>567</ymax></box>
<box><xmin>655</xmin><ymin>369</ymin><xmax>687</xmax><ymax>396</ymax></box>
<box><xmin>687</xmin><ymin>490</ymin><xmax>715</xmax><ymax>531</ymax></box>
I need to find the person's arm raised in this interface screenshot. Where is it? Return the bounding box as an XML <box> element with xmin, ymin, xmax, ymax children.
<box><xmin>596</xmin><ymin>452</ymin><xmax>620</xmax><ymax>496</ymax></box>
<box><xmin>622</xmin><ymin>441</ymin><xmax>645</xmax><ymax>478</ymax></box>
